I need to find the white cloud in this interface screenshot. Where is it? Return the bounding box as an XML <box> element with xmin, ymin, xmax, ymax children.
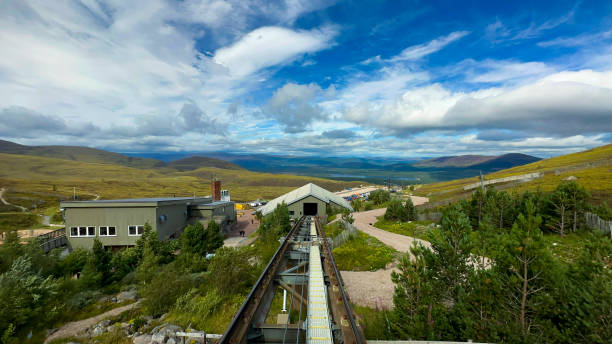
<box><xmin>342</xmin><ymin>69</ymin><xmax>612</xmax><ymax>137</ymax></box>
<box><xmin>538</xmin><ymin>29</ymin><xmax>612</xmax><ymax>47</ymax></box>
<box><xmin>266</xmin><ymin>83</ymin><xmax>329</xmax><ymax>133</ymax></box>
<box><xmin>389</xmin><ymin>31</ymin><xmax>469</xmax><ymax>61</ymax></box>
<box><xmin>214</xmin><ymin>26</ymin><xmax>336</xmax><ymax>77</ymax></box>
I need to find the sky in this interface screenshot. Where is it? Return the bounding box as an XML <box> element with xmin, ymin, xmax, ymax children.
<box><xmin>1</xmin><ymin>0</ymin><xmax>611</xmax><ymax>158</ymax></box>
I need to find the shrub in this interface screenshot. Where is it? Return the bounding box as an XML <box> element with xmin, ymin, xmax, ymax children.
<box><xmin>140</xmin><ymin>263</ymin><xmax>194</xmax><ymax>317</ymax></box>
<box><xmin>208</xmin><ymin>247</ymin><xmax>257</xmax><ymax>295</ymax></box>
<box><xmin>384</xmin><ymin>199</ymin><xmax>408</xmax><ymax>222</ymax></box>
<box><xmin>370</xmin><ymin>190</ymin><xmax>391</xmax><ymax>205</ymax></box>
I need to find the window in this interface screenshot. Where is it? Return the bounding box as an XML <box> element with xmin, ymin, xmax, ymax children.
<box><xmin>128</xmin><ymin>225</ymin><xmax>144</xmax><ymax>236</ymax></box>
<box><xmin>99</xmin><ymin>226</ymin><xmax>116</xmax><ymax>236</ymax></box>
<box><xmin>289</xmin><ymin>211</ymin><xmax>295</xmax><ymax>216</ymax></box>
<box><xmin>71</xmin><ymin>226</ymin><xmax>95</xmax><ymax>237</ymax></box>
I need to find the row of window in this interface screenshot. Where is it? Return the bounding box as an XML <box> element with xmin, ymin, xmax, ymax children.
<box><xmin>69</xmin><ymin>225</ymin><xmax>144</xmax><ymax>237</ymax></box>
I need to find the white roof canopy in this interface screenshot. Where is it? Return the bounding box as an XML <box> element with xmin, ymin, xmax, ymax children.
<box><xmin>259</xmin><ymin>183</ymin><xmax>353</xmax><ymax>216</ymax></box>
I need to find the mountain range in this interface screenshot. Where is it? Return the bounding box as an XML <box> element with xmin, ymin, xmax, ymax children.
<box><xmin>0</xmin><ymin>139</ymin><xmax>541</xmax><ymax>183</ymax></box>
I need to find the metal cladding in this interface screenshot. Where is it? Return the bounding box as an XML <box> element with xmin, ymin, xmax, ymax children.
<box><xmin>259</xmin><ymin>183</ymin><xmax>353</xmax><ymax>216</ymax></box>
<box><xmin>212</xmin><ymin>180</ymin><xmax>222</xmax><ymax>201</ymax></box>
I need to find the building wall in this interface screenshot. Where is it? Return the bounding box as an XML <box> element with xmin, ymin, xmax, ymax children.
<box><xmin>156</xmin><ymin>203</ymin><xmax>190</xmax><ymax>240</ymax></box>
<box><xmin>287</xmin><ymin>195</ymin><xmax>327</xmax><ymax>218</ymax></box>
<box><xmin>64</xmin><ymin>206</ymin><xmax>158</xmax><ymax>249</ymax></box>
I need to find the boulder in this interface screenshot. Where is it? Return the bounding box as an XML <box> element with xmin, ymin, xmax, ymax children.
<box><xmin>133</xmin><ymin>334</ymin><xmax>152</xmax><ymax>344</ymax></box>
<box><xmin>151</xmin><ymin>333</ymin><xmax>166</xmax><ymax>343</ymax></box>
<box><xmin>117</xmin><ymin>289</ymin><xmax>138</xmax><ymax>302</ymax></box>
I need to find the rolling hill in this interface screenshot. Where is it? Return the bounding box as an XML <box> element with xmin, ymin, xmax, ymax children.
<box><xmin>412</xmin><ymin>153</ymin><xmax>540</xmax><ymax>168</ymax></box>
<box><xmin>415</xmin><ymin>144</ymin><xmax>612</xmax><ymax>205</ymax></box>
<box><xmin>166</xmin><ymin>156</ymin><xmax>244</xmax><ymax>171</ymax></box>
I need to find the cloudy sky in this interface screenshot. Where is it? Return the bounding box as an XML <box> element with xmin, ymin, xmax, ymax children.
<box><xmin>1</xmin><ymin>0</ymin><xmax>611</xmax><ymax>158</ymax></box>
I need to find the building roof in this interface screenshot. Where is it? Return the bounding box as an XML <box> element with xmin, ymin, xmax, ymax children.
<box><xmin>258</xmin><ymin>183</ymin><xmax>353</xmax><ymax>216</ymax></box>
<box><xmin>61</xmin><ymin>197</ymin><xmax>212</xmax><ymax>208</ymax></box>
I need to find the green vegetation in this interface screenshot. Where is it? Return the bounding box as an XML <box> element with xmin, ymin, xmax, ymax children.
<box><xmin>0</xmin><ymin>213</ymin><xmax>39</xmax><ymax>232</ymax></box>
<box><xmin>416</xmin><ymin>144</ymin><xmax>611</xmax><ymax>204</ymax></box>
<box><xmin>384</xmin><ymin>198</ymin><xmax>417</xmax><ymax>222</ymax></box>
<box><xmin>380</xmin><ymin>181</ymin><xmax>612</xmax><ymax>344</ymax></box>
<box><xmin>324</xmin><ymin>221</ymin><xmax>396</xmax><ymax>271</ymax></box>
<box><xmin>374</xmin><ymin>219</ymin><xmax>433</xmax><ymax>240</ymax></box>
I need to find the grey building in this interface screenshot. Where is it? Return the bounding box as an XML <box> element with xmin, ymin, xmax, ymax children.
<box><xmin>258</xmin><ymin>183</ymin><xmax>353</xmax><ymax>219</ymax></box>
<box><xmin>61</xmin><ymin>196</ymin><xmax>236</xmax><ymax>250</ymax></box>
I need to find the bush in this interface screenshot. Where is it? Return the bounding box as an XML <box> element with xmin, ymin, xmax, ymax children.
<box><xmin>140</xmin><ymin>263</ymin><xmax>194</xmax><ymax>317</ymax></box>
<box><xmin>370</xmin><ymin>190</ymin><xmax>391</xmax><ymax>205</ymax></box>
<box><xmin>208</xmin><ymin>247</ymin><xmax>257</xmax><ymax>295</ymax></box>
<box><xmin>385</xmin><ymin>199</ymin><xmax>408</xmax><ymax>222</ymax></box>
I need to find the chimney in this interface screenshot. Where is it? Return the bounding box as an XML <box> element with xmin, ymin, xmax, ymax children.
<box><xmin>212</xmin><ymin>180</ymin><xmax>221</xmax><ymax>201</ymax></box>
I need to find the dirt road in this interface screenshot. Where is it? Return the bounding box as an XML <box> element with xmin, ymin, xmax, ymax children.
<box><xmin>352</xmin><ymin>208</ymin><xmax>431</xmax><ymax>253</ymax></box>
<box><xmin>44</xmin><ymin>301</ymin><xmax>139</xmax><ymax>344</ymax></box>
<box><xmin>0</xmin><ymin>187</ymin><xmax>27</xmax><ymax>212</ymax></box>
<box><xmin>341</xmin><ymin>268</ymin><xmax>397</xmax><ymax>309</ymax></box>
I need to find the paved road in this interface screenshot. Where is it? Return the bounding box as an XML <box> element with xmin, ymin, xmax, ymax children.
<box><xmin>224</xmin><ymin>210</ymin><xmax>258</xmax><ymax>247</ymax></box>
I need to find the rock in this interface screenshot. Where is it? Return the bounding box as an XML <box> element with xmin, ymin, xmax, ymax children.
<box><xmin>117</xmin><ymin>289</ymin><xmax>138</xmax><ymax>302</ymax></box>
<box><xmin>132</xmin><ymin>334</ymin><xmax>152</xmax><ymax>344</ymax></box>
<box><xmin>92</xmin><ymin>325</ymin><xmax>106</xmax><ymax>337</ymax></box>
<box><xmin>152</xmin><ymin>324</ymin><xmax>183</xmax><ymax>337</ymax></box>
<box><xmin>167</xmin><ymin>338</ymin><xmax>177</xmax><ymax>344</ymax></box>
<box><xmin>151</xmin><ymin>333</ymin><xmax>166</xmax><ymax>343</ymax></box>
<box><xmin>98</xmin><ymin>296</ymin><xmax>111</xmax><ymax>303</ymax></box>
<box><xmin>111</xmin><ymin>296</ymin><xmax>118</xmax><ymax>303</ymax></box>
<box><xmin>45</xmin><ymin>328</ymin><xmax>58</xmax><ymax>336</ymax></box>
<box><xmin>160</xmin><ymin>313</ymin><xmax>168</xmax><ymax>320</ymax></box>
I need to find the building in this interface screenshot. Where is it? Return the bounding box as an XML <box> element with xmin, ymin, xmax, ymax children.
<box><xmin>61</xmin><ymin>196</ymin><xmax>236</xmax><ymax>250</ymax></box>
<box><xmin>258</xmin><ymin>183</ymin><xmax>353</xmax><ymax>219</ymax></box>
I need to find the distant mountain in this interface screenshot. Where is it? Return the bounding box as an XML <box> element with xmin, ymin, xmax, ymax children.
<box><xmin>0</xmin><ymin>139</ymin><xmax>164</xmax><ymax>169</ymax></box>
<box><xmin>413</xmin><ymin>153</ymin><xmax>540</xmax><ymax>169</ymax></box>
<box><xmin>0</xmin><ymin>139</ymin><xmax>241</xmax><ymax>171</ymax></box>
<box><xmin>413</xmin><ymin>155</ymin><xmax>496</xmax><ymax>168</ymax></box>
<box><xmin>166</xmin><ymin>156</ymin><xmax>243</xmax><ymax>171</ymax></box>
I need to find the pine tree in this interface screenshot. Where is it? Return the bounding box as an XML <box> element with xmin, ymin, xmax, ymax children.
<box><xmin>405</xmin><ymin>197</ymin><xmax>417</xmax><ymax>221</ymax></box>
<box><xmin>204</xmin><ymin>220</ymin><xmax>224</xmax><ymax>254</ymax></box>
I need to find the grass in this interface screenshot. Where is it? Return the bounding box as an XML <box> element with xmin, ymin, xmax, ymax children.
<box><xmin>415</xmin><ymin>144</ymin><xmax>612</xmax><ymax>205</ymax></box>
<box><xmin>332</xmin><ymin>232</ymin><xmax>397</xmax><ymax>271</ymax></box>
<box><xmin>373</xmin><ymin>219</ymin><xmax>435</xmax><ymax>240</ymax></box>
<box><xmin>543</xmin><ymin>230</ymin><xmax>593</xmax><ymax>263</ymax></box>
<box><xmin>352</xmin><ymin>304</ymin><xmax>394</xmax><ymax>340</ymax></box>
<box><xmin>0</xmin><ymin>212</ymin><xmax>39</xmax><ymax>232</ymax></box>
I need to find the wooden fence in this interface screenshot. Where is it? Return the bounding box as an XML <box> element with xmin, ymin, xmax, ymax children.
<box><xmin>585</xmin><ymin>212</ymin><xmax>612</xmax><ymax>237</ymax></box>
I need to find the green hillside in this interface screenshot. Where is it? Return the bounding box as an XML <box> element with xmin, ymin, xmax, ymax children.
<box><xmin>0</xmin><ymin>139</ymin><xmax>164</xmax><ymax>169</ymax></box>
<box><xmin>0</xmin><ymin>152</ymin><xmax>360</xmax><ymax>228</ymax></box>
<box><xmin>415</xmin><ymin>144</ymin><xmax>612</xmax><ymax>204</ymax></box>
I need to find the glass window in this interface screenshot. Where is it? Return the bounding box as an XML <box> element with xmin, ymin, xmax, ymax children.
<box><xmin>88</xmin><ymin>227</ymin><xmax>95</xmax><ymax>236</ymax></box>
<box><xmin>70</xmin><ymin>227</ymin><xmax>78</xmax><ymax>236</ymax></box>
<box><xmin>137</xmin><ymin>225</ymin><xmax>144</xmax><ymax>235</ymax></box>
<box><xmin>79</xmin><ymin>226</ymin><xmax>87</xmax><ymax>236</ymax></box>
<box><xmin>108</xmin><ymin>226</ymin><xmax>116</xmax><ymax>236</ymax></box>
<box><xmin>100</xmin><ymin>226</ymin><xmax>107</xmax><ymax>236</ymax></box>
<box><xmin>129</xmin><ymin>225</ymin><xmax>136</xmax><ymax>235</ymax></box>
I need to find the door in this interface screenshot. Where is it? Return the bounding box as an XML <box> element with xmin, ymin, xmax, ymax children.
<box><xmin>303</xmin><ymin>202</ymin><xmax>318</xmax><ymax>216</ymax></box>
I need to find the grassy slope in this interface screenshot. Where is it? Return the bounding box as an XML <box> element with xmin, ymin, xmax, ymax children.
<box><xmin>0</xmin><ymin>152</ymin><xmax>360</xmax><ymax>209</ymax></box>
<box><xmin>415</xmin><ymin>144</ymin><xmax>612</xmax><ymax>204</ymax></box>
<box><xmin>166</xmin><ymin>156</ymin><xmax>244</xmax><ymax>171</ymax></box>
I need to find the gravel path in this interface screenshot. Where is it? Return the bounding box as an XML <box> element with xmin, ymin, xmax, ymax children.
<box><xmin>44</xmin><ymin>301</ymin><xmax>139</xmax><ymax>344</ymax></box>
<box><xmin>340</xmin><ymin>196</ymin><xmax>430</xmax><ymax>309</ymax></box>
<box><xmin>0</xmin><ymin>187</ymin><xmax>27</xmax><ymax>212</ymax></box>
<box><xmin>352</xmin><ymin>208</ymin><xmax>431</xmax><ymax>253</ymax></box>
<box><xmin>341</xmin><ymin>268</ymin><xmax>397</xmax><ymax>309</ymax></box>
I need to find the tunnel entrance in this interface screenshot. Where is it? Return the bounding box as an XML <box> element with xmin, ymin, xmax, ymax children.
<box><xmin>303</xmin><ymin>203</ymin><xmax>318</xmax><ymax>216</ymax></box>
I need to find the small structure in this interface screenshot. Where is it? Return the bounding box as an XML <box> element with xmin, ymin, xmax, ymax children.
<box><xmin>258</xmin><ymin>183</ymin><xmax>352</xmax><ymax>219</ymax></box>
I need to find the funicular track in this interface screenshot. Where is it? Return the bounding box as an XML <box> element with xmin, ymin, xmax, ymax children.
<box><xmin>219</xmin><ymin>216</ymin><xmax>366</xmax><ymax>344</ymax></box>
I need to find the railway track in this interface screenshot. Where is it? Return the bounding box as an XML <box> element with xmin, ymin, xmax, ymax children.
<box><xmin>219</xmin><ymin>216</ymin><xmax>366</xmax><ymax>344</ymax></box>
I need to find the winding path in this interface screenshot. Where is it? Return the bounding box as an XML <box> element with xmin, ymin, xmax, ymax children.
<box><xmin>0</xmin><ymin>187</ymin><xmax>27</xmax><ymax>212</ymax></box>
<box><xmin>44</xmin><ymin>301</ymin><xmax>140</xmax><ymax>344</ymax></box>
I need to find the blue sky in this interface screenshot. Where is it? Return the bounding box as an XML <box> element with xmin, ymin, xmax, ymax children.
<box><xmin>0</xmin><ymin>0</ymin><xmax>611</xmax><ymax>158</ymax></box>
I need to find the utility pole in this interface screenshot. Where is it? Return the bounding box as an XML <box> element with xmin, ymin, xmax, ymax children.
<box><xmin>479</xmin><ymin>171</ymin><xmax>485</xmax><ymax>192</ymax></box>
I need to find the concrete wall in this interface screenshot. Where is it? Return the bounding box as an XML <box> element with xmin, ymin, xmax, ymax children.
<box><xmin>65</xmin><ymin>206</ymin><xmax>158</xmax><ymax>249</ymax></box>
<box><xmin>287</xmin><ymin>195</ymin><xmax>327</xmax><ymax>218</ymax></box>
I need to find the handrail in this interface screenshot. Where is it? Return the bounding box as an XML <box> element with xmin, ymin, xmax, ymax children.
<box><xmin>316</xmin><ymin>217</ymin><xmax>366</xmax><ymax>344</ymax></box>
<box><xmin>219</xmin><ymin>216</ymin><xmax>305</xmax><ymax>344</ymax></box>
